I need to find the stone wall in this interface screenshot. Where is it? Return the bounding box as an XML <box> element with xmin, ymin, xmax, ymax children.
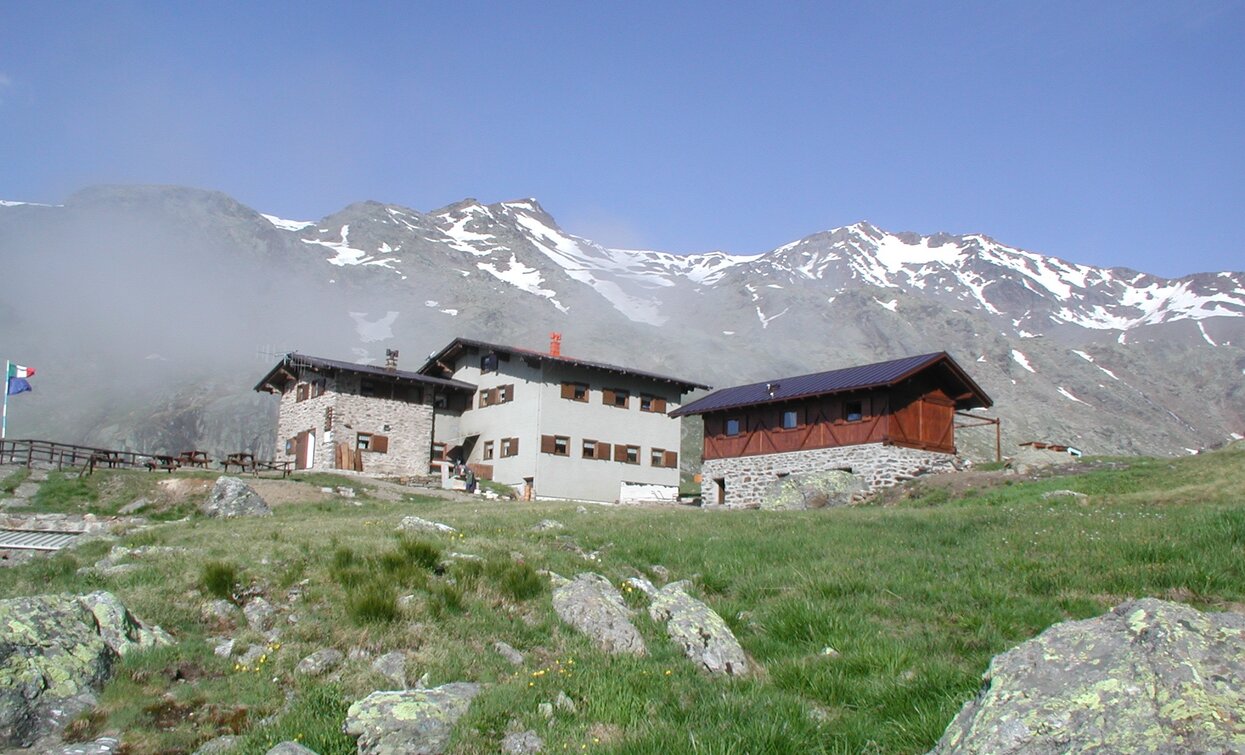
<box><xmin>275</xmin><ymin>375</ymin><xmax>434</xmax><ymax>478</ymax></box>
<box><xmin>700</xmin><ymin>443</ymin><xmax>960</xmax><ymax>508</ymax></box>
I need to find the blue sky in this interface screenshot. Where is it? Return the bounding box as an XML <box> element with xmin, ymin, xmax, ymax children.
<box><xmin>1</xmin><ymin>1</ymin><xmax>1242</xmax><ymax>276</ymax></box>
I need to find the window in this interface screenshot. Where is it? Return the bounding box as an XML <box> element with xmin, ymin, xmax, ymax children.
<box><xmin>651</xmin><ymin>449</ymin><xmax>679</xmax><ymax>468</ymax></box>
<box><xmin>781</xmin><ymin>409</ymin><xmax>799</xmax><ymax>430</ymax></box>
<box><xmin>725</xmin><ymin>418</ymin><xmax>741</xmax><ymax>436</ymax></box>
<box><xmin>845</xmin><ymin>401</ymin><xmax>863</xmax><ymax>422</ymax></box>
<box><xmin>561</xmin><ymin>381</ymin><xmax>589</xmax><ymax>402</ymax></box>
<box><xmin>478</xmin><ymin>385</ymin><xmax>514</xmax><ymax>408</ymax></box>
<box><xmin>324</xmin><ymin>407</ymin><xmax>334</xmax><ymax>432</ymax></box>
<box><xmin>614</xmin><ymin>444</ymin><xmax>640</xmax><ymax>464</ymax></box>
<box><xmin>480</xmin><ymin>352</ymin><xmax>499</xmax><ymax>373</ymax></box>
<box><xmin>295</xmin><ymin>383</ymin><xmax>309</xmax><ymax>402</ymax></box>
<box><xmin>360</xmin><ymin>379</ymin><xmax>377</xmax><ymax>397</ymax></box>
<box><xmin>482</xmin><ymin>441</ymin><xmax>494</xmax><ymax>460</ymax></box>
<box><xmin>500</xmin><ymin>437</ymin><xmax>518</xmax><ymax>458</ymax></box>
<box><xmin>541</xmin><ymin>435</ymin><xmax>570</xmax><ymax>456</ymax></box>
<box><xmin>640</xmin><ymin>394</ymin><xmax>667</xmax><ymax>413</ymax></box>
<box><xmin>582</xmin><ymin>439</ymin><xmax>599</xmax><ymax>459</ymax></box>
<box><xmin>357</xmin><ymin>433</ymin><xmax>388</xmax><ymax>453</ymax></box>
<box><xmin>604</xmin><ymin>388</ymin><xmax>630</xmax><ymax>408</ymax></box>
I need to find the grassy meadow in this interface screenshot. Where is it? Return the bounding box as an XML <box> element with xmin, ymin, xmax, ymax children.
<box><xmin>1</xmin><ymin>445</ymin><xmax>1243</xmax><ymax>754</ymax></box>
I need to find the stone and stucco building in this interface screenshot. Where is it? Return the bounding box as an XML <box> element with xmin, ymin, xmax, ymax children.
<box><xmin>254</xmin><ymin>353</ymin><xmax>475</xmax><ymax>478</ymax></box>
<box><xmin>256</xmin><ymin>339</ymin><xmax>708</xmax><ymax>504</ymax></box>
<box><xmin>671</xmin><ymin>352</ymin><xmax>993</xmax><ymax>508</ymax></box>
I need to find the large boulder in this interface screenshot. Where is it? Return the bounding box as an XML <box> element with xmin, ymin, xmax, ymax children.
<box><xmin>551</xmin><ymin>573</ymin><xmax>646</xmax><ymax>656</ymax></box>
<box><xmin>202</xmin><ymin>476</ymin><xmax>272</xmax><ymax>518</ymax></box>
<box><xmin>396</xmin><ymin>516</ymin><xmax>456</xmax><ymax>535</ymax></box>
<box><xmin>344</xmin><ymin>682</ymin><xmax>482</xmax><ymax>755</ymax></box>
<box><xmin>930</xmin><ymin>598</ymin><xmax>1245</xmax><ymax>754</ymax></box>
<box><xmin>0</xmin><ymin>592</ymin><xmax>171</xmax><ymax>747</ymax></box>
<box><xmin>762</xmin><ymin>469</ymin><xmax>866</xmax><ymax>510</ymax></box>
<box><xmin>648</xmin><ymin>581</ymin><xmax>748</xmax><ymax>676</ymax></box>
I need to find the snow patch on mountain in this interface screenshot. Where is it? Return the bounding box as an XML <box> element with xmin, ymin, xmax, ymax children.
<box><xmin>262</xmin><ymin>213</ymin><xmax>314</xmax><ymax>232</ymax></box>
<box><xmin>349</xmin><ymin>311</ymin><xmax>399</xmax><ymax>343</ymax></box>
<box><xmin>1057</xmin><ymin>387</ymin><xmax>1088</xmax><ymax>404</ymax></box>
<box><xmin>476</xmin><ymin>254</ymin><xmax>568</xmax><ymax>313</ymax></box>
<box><xmin>1011</xmin><ymin>350</ymin><xmax>1036</xmax><ymax>373</ymax></box>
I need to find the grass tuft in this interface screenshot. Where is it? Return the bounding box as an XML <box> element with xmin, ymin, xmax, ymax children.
<box><xmin>199</xmin><ymin>561</ymin><xmax>241</xmax><ymax>602</ymax></box>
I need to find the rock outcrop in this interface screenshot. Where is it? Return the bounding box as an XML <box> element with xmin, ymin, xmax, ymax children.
<box><xmin>201</xmin><ymin>476</ymin><xmax>272</xmax><ymax>518</ymax></box>
<box><xmin>344</xmin><ymin>682</ymin><xmax>482</xmax><ymax>755</ymax></box>
<box><xmin>551</xmin><ymin>573</ymin><xmax>646</xmax><ymax>656</ymax></box>
<box><xmin>930</xmin><ymin>598</ymin><xmax>1245</xmax><ymax>754</ymax></box>
<box><xmin>396</xmin><ymin>516</ymin><xmax>457</xmax><ymax>535</ymax></box>
<box><xmin>648</xmin><ymin>581</ymin><xmax>748</xmax><ymax>676</ymax></box>
<box><xmin>0</xmin><ymin>592</ymin><xmax>171</xmax><ymax>747</ymax></box>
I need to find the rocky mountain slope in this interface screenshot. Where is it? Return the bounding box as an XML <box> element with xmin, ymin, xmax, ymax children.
<box><xmin>1</xmin><ymin>185</ymin><xmax>1241</xmax><ymax>459</ymax></box>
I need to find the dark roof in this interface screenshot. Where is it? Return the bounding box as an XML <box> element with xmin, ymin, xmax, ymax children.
<box><xmin>670</xmin><ymin>352</ymin><xmax>992</xmax><ymax>417</ymax></box>
<box><xmin>254</xmin><ymin>353</ymin><xmax>476</xmax><ymax>393</ymax></box>
<box><xmin>418</xmin><ymin>337</ymin><xmax>710</xmax><ymax>392</ymax></box>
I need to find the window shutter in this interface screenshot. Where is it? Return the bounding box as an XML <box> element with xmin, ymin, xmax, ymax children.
<box><xmin>561</xmin><ymin>382</ymin><xmax>574</xmax><ymax>399</ymax></box>
<box><xmin>597</xmin><ymin>441</ymin><xmax>611</xmax><ymax>460</ymax></box>
<box><xmin>603</xmin><ymin>388</ymin><xmax>615</xmax><ymax>405</ymax></box>
<box><xmin>614</xmin><ymin>444</ymin><xmax>626</xmax><ymax>462</ymax></box>
<box><xmin>503</xmin><ymin>384</ymin><xmax>514</xmax><ymax>402</ymax></box>
<box><xmin>541</xmin><ymin>434</ymin><xmax>556</xmax><ymax>454</ymax></box>
<box><xmin>489</xmin><ymin>387</ymin><xmax>500</xmax><ymax>405</ymax></box>
<box><xmin>510</xmin><ymin>437</ymin><xmax>519</xmax><ymax>455</ymax></box>
<box><xmin>664</xmin><ymin>450</ymin><xmax>678</xmax><ymax>468</ymax></box>
<box><xmin>653</xmin><ymin>397</ymin><xmax>667</xmax><ymax>413</ymax></box>
<box><xmin>372</xmin><ymin>435</ymin><xmax>389</xmax><ymax>454</ymax></box>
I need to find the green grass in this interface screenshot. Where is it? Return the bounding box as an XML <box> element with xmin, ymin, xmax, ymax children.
<box><xmin>2</xmin><ymin>444</ymin><xmax>1242</xmax><ymax>753</ymax></box>
<box><xmin>6</xmin><ymin>468</ymin><xmax>204</xmax><ymax>519</ymax></box>
<box><xmin>0</xmin><ymin>467</ymin><xmax>29</xmax><ymax>496</ymax></box>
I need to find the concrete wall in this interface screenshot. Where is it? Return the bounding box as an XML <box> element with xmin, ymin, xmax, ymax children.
<box><xmin>699</xmin><ymin>442</ymin><xmax>960</xmax><ymax>508</ymax></box>
<box><xmin>274</xmin><ymin>372</ymin><xmax>434</xmax><ymax>477</ymax></box>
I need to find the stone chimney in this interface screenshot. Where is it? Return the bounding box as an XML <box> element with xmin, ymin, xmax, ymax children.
<box><xmin>385</xmin><ymin>349</ymin><xmax>399</xmax><ymax>371</ymax></box>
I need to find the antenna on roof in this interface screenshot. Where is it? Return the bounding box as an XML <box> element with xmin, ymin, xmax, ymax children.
<box><xmin>549</xmin><ymin>332</ymin><xmax>562</xmax><ymax>357</ymax></box>
<box><xmin>257</xmin><ymin>345</ymin><xmax>295</xmax><ymax>362</ymax></box>
<box><xmin>767</xmin><ymin>382</ymin><xmax>779</xmax><ymax>398</ymax></box>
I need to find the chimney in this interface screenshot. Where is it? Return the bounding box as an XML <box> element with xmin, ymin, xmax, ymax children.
<box><xmin>385</xmin><ymin>349</ymin><xmax>399</xmax><ymax>371</ymax></box>
<box><xmin>549</xmin><ymin>332</ymin><xmax>562</xmax><ymax>357</ymax></box>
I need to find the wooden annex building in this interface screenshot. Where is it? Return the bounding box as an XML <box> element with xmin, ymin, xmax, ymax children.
<box><xmin>672</xmin><ymin>352</ymin><xmax>993</xmax><ymax>507</ymax></box>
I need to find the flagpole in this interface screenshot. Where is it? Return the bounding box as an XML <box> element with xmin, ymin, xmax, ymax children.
<box><xmin>2</xmin><ymin>359</ymin><xmax>9</xmax><ymax>441</ymax></box>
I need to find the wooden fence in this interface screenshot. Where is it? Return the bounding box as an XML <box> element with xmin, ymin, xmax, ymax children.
<box><xmin>0</xmin><ymin>439</ymin><xmax>147</xmax><ymax>471</ymax></box>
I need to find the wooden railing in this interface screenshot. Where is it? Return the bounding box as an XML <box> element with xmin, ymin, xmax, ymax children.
<box><xmin>0</xmin><ymin>439</ymin><xmax>148</xmax><ymax>471</ymax></box>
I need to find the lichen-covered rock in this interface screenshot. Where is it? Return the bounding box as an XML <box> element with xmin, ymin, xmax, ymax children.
<box><xmin>52</xmin><ymin>736</ymin><xmax>122</xmax><ymax>754</ymax></box>
<box><xmin>191</xmin><ymin>734</ymin><xmax>237</xmax><ymax>754</ymax></box>
<box><xmin>396</xmin><ymin>516</ymin><xmax>456</xmax><ymax>535</ymax></box>
<box><xmin>531</xmin><ymin>519</ymin><xmax>564</xmax><ymax>532</ymax></box>
<box><xmin>243</xmin><ymin>597</ymin><xmax>277</xmax><ymax>632</ymax></box>
<box><xmin>202</xmin><ymin>476</ymin><xmax>272</xmax><ymax>518</ymax></box>
<box><xmin>372</xmin><ymin>651</ymin><xmax>407</xmax><ymax>688</ymax></box>
<box><xmin>501</xmin><ymin>729</ymin><xmax>544</xmax><ymax>754</ymax></box>
<box><xmin>551</xmin><ymin>573</ymin><xmax>646</xmax><ymax>656</ymax></box>
<box><xmin>295</xmin><ymin>648</ymin><xmax>343</xmax><ymax>677</ymax></box>
<box><xmin>493</xmin><ymin>641</ymin><xmax>524</xmax><ymax>667</ymax></box>
<box><xmin>344</xmin><ymin>682</ymin><xmax>482</xmax><ymax>755</ymax></box>
<box><xmin>77</xmin><ymin>591</ymin><xmax>173</xmax><ymax>656</ymax></box>
<box><xmin>0</xmin><ymin>591</ymin><xmax>169</xmax><ymax>746</ymax></box>
<box><xmin>930</xmin><ymin>598</ymin><xmax>1245</xmax><ymax>754</ymax></box>
<box><xmin>648</xmin><ymin>581</ymin><xmax>748</xmax><ymax>676</ymax></box>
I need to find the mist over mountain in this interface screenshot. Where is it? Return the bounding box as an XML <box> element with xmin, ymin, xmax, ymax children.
<box><xmin>2</xmin><ymin>185</ymin><xmax>1242</xmax><ymax>460</ymax></box>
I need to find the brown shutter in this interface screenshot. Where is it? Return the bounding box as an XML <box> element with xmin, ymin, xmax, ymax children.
<box><xmin>561</xmin><ymin>382</ymin><xmax>574</xmax><ymax>399</ymax></box>
<box><xmin>614</xmin><ymin>444</ymin><xmax>626</xmax><ymax>462</ymax></box>
<box><xmin>541</xmin><ymin>434</ymin><xmax>556</xmax><ymax>454</ymax></box>
<box><xmin>664</xmin><ymin>450</ymin><xmax>678</xmax><ymax>468</ymax></box>
<box><xmin>597</xmin><ymin>441</ymin><xmax>610</xmax><ymax>460</ymax></box>
<box><xmin>653</xmin><ymin>397</ymin><xmax>667</xmax><ymax>413</ymax></box>
<box><xmin>503</xmin><ymin>384</ymin><xmax>514</xmax><ymax>402</ymax></box>
<box><xmin>489</xmin><ymin>387</ymin><xmax>501</xmax><ymax>404</ymax></box>
<box><xmin>603</xmin><ymin>388</ymin><xmax>615</xmax><ymax>405</ymax></box>
<box><xmin>372</xmin><ymin>435</ymin><xmax>389</xmax><ymax>454</ymax></box>
<box><xmin>510</xmin><ymin>437</ymin><xmax>518</xmax><ymax>456</ymax></box>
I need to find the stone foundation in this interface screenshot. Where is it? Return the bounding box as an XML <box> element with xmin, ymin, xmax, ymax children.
<box><xmin>699</xmin><ymin>443</ymin><xmax>960</xmax><ymax>508</ymax></box>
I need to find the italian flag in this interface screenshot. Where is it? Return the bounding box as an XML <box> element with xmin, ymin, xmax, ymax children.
<box><xmin>8</xmin><ymin>364</ymin><xmax>34</xmax><ymax>379</ymax></box>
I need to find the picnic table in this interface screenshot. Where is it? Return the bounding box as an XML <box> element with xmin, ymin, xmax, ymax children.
<box><xmin>177</xmin><ymin>450</ymin><xmax>211</xmax><ymax>468</ymax></box>
<box><xmin>86</xmin><ymin>451</ymin><xmax>125</xmax><ymax>475</ymax></box>
<box><xmin>254</xmin><ymin>459</ymin><xmax>293</xmax><ymax>478</ymax></box>
<box><xmin>145</xmin><ymin>454</ymin><xmax>180</xmax><ymax>473</ymax></box>
<box><xmin>220</xmin><ymin>453</ymin><xmax>255</xmax><ymax>474</ymax></box>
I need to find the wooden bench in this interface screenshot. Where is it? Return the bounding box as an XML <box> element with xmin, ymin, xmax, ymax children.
<box><xmin>254</xmin><ymin>460</ymin><xmax>293</xmax><ymax>478</ymax></box>
<box><xmin>145</xmin><ymin>455</ymin><xmax>180</xmax><ymax>473</ymax></box>
<box><xmin>85</xmin><ymin>451</ymin><xmax>125</xmax><ymax>475</ymax></box>
<box><xmin>176</xmin><ymin>450</ymin><xmax>211</xmax><ymax>468</ymax></box>
<box><xmin>220</xmin><ymin>453</ymin><xmax>256</xmax><ymax>474</ymax></box>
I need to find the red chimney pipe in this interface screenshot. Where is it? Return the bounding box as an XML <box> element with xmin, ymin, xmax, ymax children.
<box><xmin>549</xmin><ymin>332</ymin><xmax>562</xmax><ymax>357</ymax></box>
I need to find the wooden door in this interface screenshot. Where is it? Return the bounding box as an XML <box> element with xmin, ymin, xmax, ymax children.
<box><xmin>295</xmin><ymin>430</ymin><xmax>310</xmax><ymax>470</ymax></box>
